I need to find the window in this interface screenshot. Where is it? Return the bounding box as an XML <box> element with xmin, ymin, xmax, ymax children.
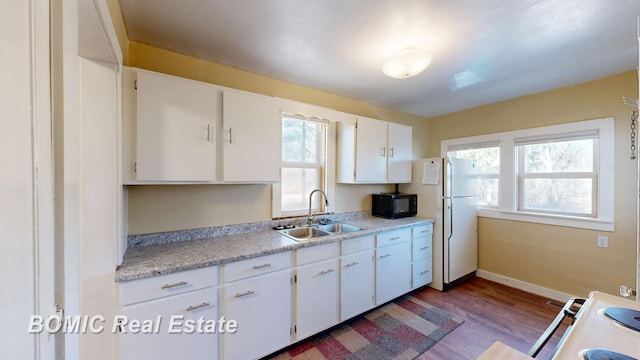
<box><xmin>516</xmin><ymin>132</ymin><xmax>598</xmax><ymax>217</ymax></box>
<box><xmin>448</xmin><ymin>142</ymin><xmax>500</xmax><ymax>207</ymax></box>
<box><xmin>279</xmin><ymin>116</ymin><xmax>327</xmax><ymax>216</ymax></box>
<box><xmin>442</xmin><ymin>117</ymin><xmax>614</xmax><ymax>231</ymax></box>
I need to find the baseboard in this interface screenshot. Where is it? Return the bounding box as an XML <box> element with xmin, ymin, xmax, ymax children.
<box><xmin>476</xmin><ymin>270</ymin><xmax>574</xmax><ymax>303</ymax></box>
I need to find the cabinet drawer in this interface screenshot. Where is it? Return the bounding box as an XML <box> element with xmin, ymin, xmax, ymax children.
<box><xmin>296</xmin><ymin>243</ymin><xmax>339</xmax><ymax>266</ymax></box>
<box><xmin>341</xmin><ymin>235</ymin><xmax>374</xmax><ymax>255</ymax></box>
<box><xmin>121</xmin><ymin>287</ymin><xmax>218</xmax><ymax>360</ymax></box>
<box><xmin>224</xmin><ymin>251</ymin><xmax>291</xmax><ymax>282</ymax></box>
<box><xmin>412</xmin><ymin>237</ymin><xmax>432</xmax><ymax>262</ymax></box>
<box><xmin>121</xmin><ymin>266</ymin><xmax>218</xmax><ymax>306</ymax></box>
<box><xmin>376</xmin><ymin>228</ymin><xmax>411</xmax><ymax>248</ymax></box>
<box><xmin>413</xmin><ymin>224</ymin><xmax>433</xmax><ymax>239</ymax></box>
<box><xmin>412</xmin><ymin>258</ymin><xmax>433</xmax><ymax>288</ymax></box>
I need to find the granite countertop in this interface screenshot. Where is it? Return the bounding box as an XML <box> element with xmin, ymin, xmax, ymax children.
<box><xmin>116</xmin><ymin>215</ymin><xmax>433</xmax><ymax>283</ymax></box>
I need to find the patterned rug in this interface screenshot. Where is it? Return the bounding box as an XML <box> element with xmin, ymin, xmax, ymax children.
<box><xmin>268</xmin><ymin>294</ymin><xmax>465</xmax><ymax>360</ymax></box>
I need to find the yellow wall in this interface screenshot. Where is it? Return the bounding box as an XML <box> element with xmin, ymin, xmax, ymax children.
<box><xmin>428</xmin><ymin>71</ymin><xmax>638</xmax><ymax>297</ymax></box>
<box><xmin>126</xmin><ymin>41</ymin><xmax>429</xmax><ymax>234</ymax></box>
<box><xmin>105</xmin><ymin>0</ymin><xmax>128</xmax><ymax>63</ymax></box>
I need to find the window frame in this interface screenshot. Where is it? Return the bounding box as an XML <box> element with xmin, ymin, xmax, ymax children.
<box><xmin>441</xmin><ymin>117</ymin><xmax>614</xmax><ymax>231</ymax></box>
<box><xmin>515</xmin><ymin>133</ymin><xmax>599</xmax><ymax>217</ymax></box>
<box><xmin>279</xmin><ymin>116</ymin><xmax>327</xmax><ymax>217</ymax></box>
<box><xmin>272</xmin><ymin>100</ymin><xmax>341</xmax><ymax>219</ymax></box>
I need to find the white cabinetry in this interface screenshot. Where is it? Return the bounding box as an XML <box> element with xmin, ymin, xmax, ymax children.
<box><xmin>221</xmin><ymin>252</ymin><xmax>292</xmax><ymax>360</ymax></box>
<box><xmin>337</xmin><ymin>116</ymin><xmax>412</xmax><ymax>183</ymax></box>
<box><xmin>294</xmin><ymin>243</ymin><xmax>340</xmax><ymax>340</ymax></box>
<box><xmin>375</xmin><ymin>228</ymin><xmax>412</xmax><ymax>305</ymax></box>
<box><xmin>340</xmin><ymin>236</ymin><xmax>375</xmax><ymax>320</ymax></box>
<box><xmin>411</xmin><ymin>223</ymin><xmax>433</xmax><ymax>289</ymax></box>
<box><xmin>119</xmin><ymin>266</ymin><xmax>219</xmax><ymax>360</ymax></box>
<box><xmin>132</xmin><ymin>69</ymin><xmax>218</xmax><ymax>182</ymax></box>
<box><xmin>387</xmin><ymin>122</ymin><xmax>413</xmax><ymax>183</ymax></box>
<box><xmin>222</xmin><ymin>89</ymin><xmax>281</xmax><ymax>182</ymax></box>
<box><xmin>123</xmin><ymin>67</ymin><xmax>283</xmax><ymax>183</ymax></box>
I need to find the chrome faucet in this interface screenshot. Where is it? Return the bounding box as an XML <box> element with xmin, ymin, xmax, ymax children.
<box><xmin>307</xmin><ymin>189</ymin><xmax>329</xmax><ymax>227</ymax></box>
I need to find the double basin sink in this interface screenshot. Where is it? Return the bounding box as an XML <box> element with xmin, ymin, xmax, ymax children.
<box><xmin>277</xmin><ymin>222</ymin><xmax>364</xmax><ymax>242</ymax></box>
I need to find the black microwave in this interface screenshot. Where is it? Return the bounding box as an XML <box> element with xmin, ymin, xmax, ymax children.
<box><xmin>371</xmin><ymin>193</ymin><xmax>417</xmax><ymax>219</ymax></box>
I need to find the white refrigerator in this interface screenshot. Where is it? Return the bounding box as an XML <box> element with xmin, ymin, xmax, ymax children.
<box><xmin>400</xmin><ymin>157</ymin><xmax>478</xmax><ymax>291</ymax></box>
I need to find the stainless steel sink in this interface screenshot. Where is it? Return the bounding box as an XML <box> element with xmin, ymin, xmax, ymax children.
<box><xmin>277</xmin><ymin>222</ymin><xmax>364</xmax><ymax>241</ymax></box>
<box><xmin>316</xmin><ymin>222</ymin><xmax>364</xmax><ymax>233</ymax></box>
<box><xmin>278</xmin><ymin>227</ymin><xmax>331</xmax><ymax>241</ymax></box>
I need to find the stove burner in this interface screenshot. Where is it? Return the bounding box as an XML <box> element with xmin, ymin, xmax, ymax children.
<box><xmin>603</xmin><ymin>307</ymin><xmax>640</xmax><ymax>332</ymax></box>
<box><xmin>582</xmin><ymin>349</ymin><xmax>637</xmax><ymax>360</ymax></box>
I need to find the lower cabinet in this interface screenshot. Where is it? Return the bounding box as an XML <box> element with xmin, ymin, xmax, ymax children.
<box><xmin>375</xmin><ymin>241</ymin><xmax>412</xmax><ymax>305</ymax></box>
<box><xmin>411</xmin><ymin>224</ymin><xmax>433</xmax><ymax>289</ymax></box>
<box><xmin>221</xmin><ymin>269</ymin><xmax>292</xmax><ymax>360</ymax></box>
<box><xmin>120</xmin><ymin>287</ymin><xmax>218</xmax><ymax>360</ymax></box>
<box><xmin>119</xmin><ymin>223</ymin><xmax>432</xmax><ymax>360</ymax></box>
<box><xmin>295</xmin><ymin>258</ymin><xmax>340</xmax><ymax>340</ymax></box>
<box><xmin>340</xmin><ymin>249</ymin><xmax>375</xmax><ymax>320</ymax></box>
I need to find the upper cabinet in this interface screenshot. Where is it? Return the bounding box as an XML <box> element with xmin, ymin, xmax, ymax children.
<box><xmin>133</xmin><ymin>70</ymin><xmax>218</xmax><ymax>182</ymax></box>
<box><xmin>222</xmin><ymin>89</ymin><xmax>281</xmax><ymax>182</ymax></box>
<box><xmin>122</xmin><ymin>68</ymin><xmax>281</xmax><ymax>184</ymax></box>
<box><xmin>337</xmin><ymin>116</ymin><xmax>412</xmax><ymax>183</ymax></box>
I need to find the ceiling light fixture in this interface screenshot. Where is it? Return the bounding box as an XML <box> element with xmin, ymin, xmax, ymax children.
<box><xmin>382</xmin><ymin>46</ymin><xmax>433</xmax><ymax>79</ymax></box>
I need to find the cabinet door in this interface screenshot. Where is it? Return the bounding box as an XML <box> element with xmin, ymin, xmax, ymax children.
<box><xmin>387</xmin><ymin>122</ymin><xmax>412</xmax><ymax>183</ymax></box>
<box><xmin>222</xmin><ymin>89</ymin><xmax>280</xmax><ymax>182</ymax></box>
<box><xmin>136</xmin><ymin>71</ymin><xmax>217</xmax><ymax>181</ymax></box>
<box><xmin>375</xmin><ymin>242</ymin><xmax>411</xmax><ymax>305</ymax></box>
<box><xmin>355</xmin><ymin>117</ymin><xmax>388</xmax><ymax>182</ymax></box>
<box><xmin>340</xmin><ymin>250</ymin><xmax>374</xmax><ymax>320</ymax></box>
<box><xmin>295</xmin><ymin>259</ymin><xmax>339</xmax><ymax>340</ymax></box>
<box><xmin>121</xmin><ymin>287</ymin><xmax>218</xmax><ymax>360</ymax></box>
<box><xmin>221</xmin><ymin>270</ymin><xmax>292</xmax><ymax>360</ymax></box>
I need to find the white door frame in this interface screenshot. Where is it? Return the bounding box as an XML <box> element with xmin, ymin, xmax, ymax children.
<box><xmin>54</xmin><ymin>0</ymin><xmax>123</xmax><ymax>358</ymax></box>
<box><xmin>1</xmin><ymin>0</ymin><xmax>55</xmax><ymax>358</ymax></box>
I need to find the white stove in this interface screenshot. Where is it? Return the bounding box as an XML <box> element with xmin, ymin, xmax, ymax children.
<box><xmin>552</xmin><ymin>291</ymin><xmax>640</xmax><ymax>359</ymax></box>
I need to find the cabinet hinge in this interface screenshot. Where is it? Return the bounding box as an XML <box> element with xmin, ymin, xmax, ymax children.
<box><xmin>294</xmin><ymin>275</ymin><xmax>297</xmax><ymax>283</ymax></box>
<box><xmin>134</xmin><ymin>162</ymin><xmax>137</xmax><ymax>173</ymax></box>
<box><xmin>134</xmin><ymin>79</ymin><xmax>137</xmax><ymax>90</ymax></box>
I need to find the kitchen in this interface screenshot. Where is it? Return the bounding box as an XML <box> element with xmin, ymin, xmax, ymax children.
<box><xmin>3</xmin><ymin>0</ymin><xmax>640</xmax><ymax>359</ymax></box>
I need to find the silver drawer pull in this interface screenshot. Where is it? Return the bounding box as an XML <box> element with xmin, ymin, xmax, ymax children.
<box><xmin>420</xmin><ymin>246</ymin><xmax>430</xmax><ymax>251</ymax></box>
<box><xmin>235</xmin><ymin>290</ymin><xmax>255</xmax><ymax>298</ymax></box>
<box><xmin>420</xmin><ymin>270</ymin><xmax>430</xmax><ymax>275</ymax></box>
<box><xmin>252</xmin><ymin>263</ymin><xmax>272</xmax><ymax>270</ymax></box>
<box><xmin>320</xmin><ymin>269</ymin><xmax>335</xmax><ymax>275</ymax></box>
<box><xmin>379</xmin><ymin>254</ymin><xmax>391</xmax><ymax>259</ymax></box>
<box><xmin>186</xmin><ymin>302</ymin><xmax>210</xmax><ymax>312</ymax></box>
<box><xmin>161</xmin><ymin>281</ymin><xmax>188</xmax><ymax>290</ymax></box>
<box><xmin>389</xmin><ymin>236</ymin><xmax>400</xmax><ymax>240</ymax></box>
<box><xmin>344</xmin><ymin>261</ymin><xmax>359</xmax><ymax>268</ymax></box>
<box><xmin>420</xmin><ymin>229</ymin><xmax>430</xmax><ymax>233</ymax></box>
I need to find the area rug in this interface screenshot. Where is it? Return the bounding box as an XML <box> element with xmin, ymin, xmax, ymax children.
<box><xmin>268</xmin><ymin>294</ymin><xmax>465</xmax><ymax>360</ymax></box>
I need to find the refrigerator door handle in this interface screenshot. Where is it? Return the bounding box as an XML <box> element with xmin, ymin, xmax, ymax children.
<box><xmin>446</xmin><ymin>198</ymin><xmax>453</xmax><ymax>240</ymax></box>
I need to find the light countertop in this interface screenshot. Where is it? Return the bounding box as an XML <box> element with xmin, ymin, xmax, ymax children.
<box><xmin>116</xmin><ymin>215</ymin><xmax>432</xmax><ymax>282</ymax></box>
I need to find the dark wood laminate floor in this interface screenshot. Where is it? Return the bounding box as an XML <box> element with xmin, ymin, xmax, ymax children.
<box><xmin>413</xmin><ymin>277</ymin><xmax>569</xmax><ymax>360</ymax></box>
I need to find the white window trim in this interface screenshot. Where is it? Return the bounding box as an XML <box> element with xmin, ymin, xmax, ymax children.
<box><xmin>272</xmin><ymin>99</ymin><xmax>340</xmax><ymax>219</ymax></box>
<box><xmin>441</xmin><ymin>117</ymin><xmax>615</xmax><ymax>231</ymax></box>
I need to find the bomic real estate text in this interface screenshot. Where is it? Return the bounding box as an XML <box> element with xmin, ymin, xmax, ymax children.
<box><xmin>28</xmin><ymin>314</ymin><xmax>238</xmax><ymax>335</ymax></box>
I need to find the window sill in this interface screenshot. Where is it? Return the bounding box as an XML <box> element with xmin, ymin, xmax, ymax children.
<box><xmin>477</xmin><ymin>208</ymin><xmax>614</xmax><ymax>232</ymax></box>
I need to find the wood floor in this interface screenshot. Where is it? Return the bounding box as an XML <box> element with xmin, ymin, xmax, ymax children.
<box><xmin>412</xmin><ymin>277</ymin><xmax>569</xmax><ymax>360</ymax></box>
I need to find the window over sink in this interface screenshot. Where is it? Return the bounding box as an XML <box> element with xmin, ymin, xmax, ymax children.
<box><xmin>272</xmin><ymin>111</ymin><xmax>336</xmax><ymax>219</ymax></box>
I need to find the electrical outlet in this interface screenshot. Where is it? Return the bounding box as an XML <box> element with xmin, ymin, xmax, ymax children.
<box><xmin>597</xmin><ymin>235</ymin><xmax>609</xmax><ymax>248</ymax></box>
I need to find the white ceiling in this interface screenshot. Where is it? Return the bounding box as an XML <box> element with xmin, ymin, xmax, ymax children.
<box><xmin>119</xmin><ymin>0</ymin><xmax>640</xmax><ymax>117</ymax></box>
